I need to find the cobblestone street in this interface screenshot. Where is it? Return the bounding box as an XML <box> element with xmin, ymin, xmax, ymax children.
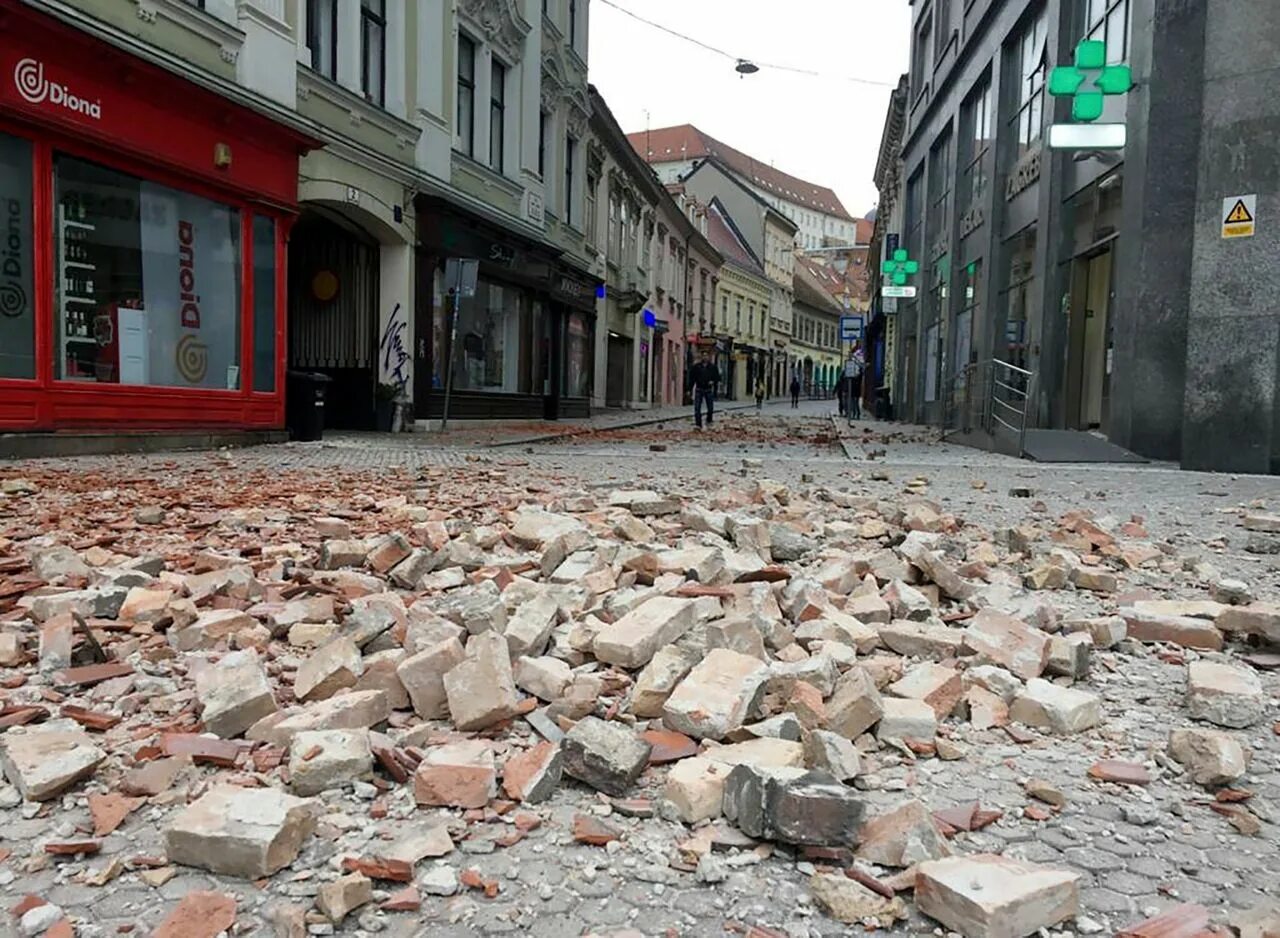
<box><xmin>2</xmin><ymin>405</ymin><xmax>1279</xmax><ymax>938</ymax></box>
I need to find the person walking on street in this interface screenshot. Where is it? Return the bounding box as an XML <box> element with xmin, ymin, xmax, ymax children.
<box><xmin>789</xmin><ymin>374</ymin><xmax>801</xmax><ymax>409</ymax></box>
<box><xmin>844</xmin><ymin>344</ymin><xmax>864</xmax><ymax>421</ymax></box>
<box><xmin>755</xmin><ymin>377</ymin><xmax>766</xmax><ymax>410</ymax></box>
<box><xmin>690</xmin><ymin>347</ymin><xmax>721</xmax><ymax>429</ymax></box>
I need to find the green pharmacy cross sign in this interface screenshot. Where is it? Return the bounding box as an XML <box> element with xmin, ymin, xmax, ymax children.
<box><xmin>1048</xmin><ymin>39</ymin><xmax>1132</xmax><ymax>122</ymax></box>
<box><xmin>1047</xmin><ymin>39</ymin><xmax>1131</xmax><ymax>149</ymax></box>
<box><xmin>881</xmin><ymin>249</ymin><xmax>919</xmax><ymax>286</ymax></box>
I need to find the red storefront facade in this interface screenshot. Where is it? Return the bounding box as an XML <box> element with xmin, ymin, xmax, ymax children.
<box><xmin>0</xmin><ymin>5</ymin><xmax>314</xmax><ymax>433</ymax></box>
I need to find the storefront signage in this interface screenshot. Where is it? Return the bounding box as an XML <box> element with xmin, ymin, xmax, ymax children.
<box><xmin>488</xmin><ymin>242</ymin><xmax>517</xmax><ymax>267</ymax></box>
<box><xmin>2</xmin><ymin>194</ymin><xmax>26</xmax><ymax>319</ymax></box>
<box><xmin>881</xmin><ymin>285</ymin><xmax>917</xmax><ymax>298</ymax></box>
<box><xmin>959</xmin><ymin>206</ymin><xmax>984</xmax><ymax>239</ymax></box>
<box><xmin>554</xmin><ymin>275</ymin><xmax>591</xmax><ymax>301</ymax></box>
<box><xmin>13</xmin><ymin>58</ymin><xmax>101</xmax><ymax>121</ymax></box>
<box><xmin>1005</xmin><ymin>148</ymin><xmax>1041</xmax><ymax>201</ymax></box>
<box><xmin>1047</xmin><ymin>40</ymin><xmax>1131</xmax><ymax>151</ymax></box>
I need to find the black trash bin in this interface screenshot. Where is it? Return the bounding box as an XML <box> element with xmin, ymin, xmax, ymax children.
<box><xmin>287</xmin><ymin>371</ymin><xmax>331</xmax><ymax>442</ymax></box>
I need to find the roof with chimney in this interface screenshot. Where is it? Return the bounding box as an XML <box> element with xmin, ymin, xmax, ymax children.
<box><xmin>627</xmin><ymin>124</ymin><xmax>853</xmax><ymax>222</ymax></box>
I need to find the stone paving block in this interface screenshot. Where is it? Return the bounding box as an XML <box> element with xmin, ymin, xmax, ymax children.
<box><xmin>195</xmin><ymin>648</ymin><xmax>278</xmax><ymax>738</ymax></box>
<box><xmin>1187</xmin><ymin>660</ymin><xmax>1265</xmax><ymax>728</ymax></box>
<box><xmin>288</xmin><ymin>729</ymin><xmax>372</xmax><ymax>795</ymax></box>
<box><xmin>663</xmin><ymin>648</ymin><xmax>768</xmax><ymax>740</ymax></box>
<box><xmin>165</xmin><ymin>784</ymin><xmax>318</xmax><ymax>878</ymax></box>
<box><xmin>562</xmin><ymin>716</ymin><xmax>652</xmax><ymax>796</ymax></box>
<box><xmin>414</xmin><ymin>740</ymin><xmax>497</xmax><ymax>808</ymax></box>
<box><xmin>443</xmin><ymin>631</ymin><xmax>519</xmax><ymax>731</ymax></box>
<box><xmin>915</xmin><ymin>853</ymin><xmax>1081</xmax><ymax>938</ymax></box>
<box><xmin>0</xmin><ymin>718</ymin><xmax>105</xmax><ymax>801</ymax></box>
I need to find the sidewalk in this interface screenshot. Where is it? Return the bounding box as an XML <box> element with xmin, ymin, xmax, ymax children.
<box><xmin>409</xmin><ymin>398</ymin><xmax>782</xmax><ymax>448</ymax></box>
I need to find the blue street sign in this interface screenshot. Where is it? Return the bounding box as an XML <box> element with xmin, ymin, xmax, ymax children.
<box><xmin>840</xmin><ymin>315</ymin><xmax>864</xmax><ymax>342</ymax></box>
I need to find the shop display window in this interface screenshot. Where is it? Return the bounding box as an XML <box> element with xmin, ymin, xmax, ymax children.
<box><xmin>566</xmin><ymin>311</ymin><xmax>591</xmax><ymax>397</ymax></box>
<box><xmin>52</xmin><ymin>154</ymin><xmax>242</xmax><ymax>389</ymax></box>
<box><xmin>252</xmin><ymin>216</ymin><xmax>277</xmax><ymax>392</ymax></box>
<box><xmin>0</xmin><ymin>132</ymin><xmax>34</xmax><ymax>379</ymax></box>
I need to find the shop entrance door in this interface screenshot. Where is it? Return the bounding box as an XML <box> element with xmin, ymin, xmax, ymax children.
<box><xmin>288</xmin><ymin>212</ymin><xmax>379</xmax><ymax>429</ymax></box>
<box><xmin>1067</xmin><ymin>248</ymin><xmax>1113</xmax><ymax>430</ymax></box>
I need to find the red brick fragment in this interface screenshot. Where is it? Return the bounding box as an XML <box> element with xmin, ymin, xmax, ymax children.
<box><xmin>51</xmin><ymin>663</ymin><xmax>134</xmax><ymax>687</ymax></box>
<box><xmin>44</xmin><ymin>840</ymin><xmax>101</xmax><ymax>855</ymax></box>
<box><xmin>1088</xmin><ymin>760</ymin><xmax>1151</xmax><ymax>785</ymax></box>
<box><xmin>382</xmin><ymin>887</ymin><xmax>420</xmax><ymax>912</ymax></box>
<box><xmin>152</xmin><ymin>891</ymin><xmax>236</xmax><ymax>938</ymax></box>
<box><xmin>642</xmin><ymin>729</ymin><xmax>698</xmax><ymax>764</ymax></box>
<box><xmin>88</xmin><ymin>793</ymin><xmax>144</xmax><ymax>837</ymax></box>
<box><xmin>1115</xmin><ymin>902</ymin><xmax>1210</xmax><ymax>938</ymax></box>
<box><xmin>572</xmin><ymin>813</ymin><xmax>622</xmax><ymax>846</ymax></box>
<box><xmin>341</xmin><ymin>856</ymin><xmax>413</xmax><ymax>883</ymax></box>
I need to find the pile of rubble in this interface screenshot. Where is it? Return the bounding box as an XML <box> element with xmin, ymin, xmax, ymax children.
<box><xmin>0</xmin><ymin>465</ymin><xmax>1277</xmax><ymax>937</ymax></box>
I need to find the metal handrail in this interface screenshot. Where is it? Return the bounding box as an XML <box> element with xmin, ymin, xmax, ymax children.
<box><xmin>987</xmin><ymin>358</ymin><xmax>1035</xmax><ymax>456</ymax></box>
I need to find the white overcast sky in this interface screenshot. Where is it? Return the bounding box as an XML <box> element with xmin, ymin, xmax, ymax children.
<box><xmin>587</xmin><ymin>0</ymin><xmax>912</xmax><ymax>216</ymax></box>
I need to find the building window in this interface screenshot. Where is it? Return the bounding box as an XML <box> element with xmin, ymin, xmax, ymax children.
<box><xmin>569</xmin><ymin>0</ymin><xmax>578</xmax><ymax>49</ymax></box>
<box><xmin>538</xmin><ymin>111</ymin><xmax>549</xmax><ymax>177</ymax></box>
<box><xmin>1011</xmin><ymin>8</ymin><xmax>1048</xmax><ymax>152</ymax></box>
<box><xmin>0</xmin><ymin>133</ymin><xmax>34</xmax><ymax>379</ymax></box>
<box><xmin>489</xmin><ymin>60</ymin><xmax>506</xmax><ymax>172</ymax></box>
<box><xmin>1001</xmin><ymin>228</ymin><xmax>1037</xmax><ymax>373</ymax></box>
<box><xmin>53</xmin><ymin>154</ymin><xmax>243</xmax><ymax>389</ymax></box>
<box><xmin>735</xmin><ymin>299</ymin><xmax>742</xmax><ymax>334</ymax></box>
<box><xmin>928</xmin><ymin>129</ymin><xmax>952</xmax><ymax>242</ymax></box>
<box><xmin>360</xmin><ymin>0</ymin><xmax>386</xmax><ymax>107</ymax></box>
<box><xmin>960</xmin><ymin>75</ymin><xmax>993</xmax><ymax>207</ymax></box>
<box><xmin>585</xmin><ymin>174</ymin><xmax>598</xmax><ymax>246</ymax></box>
<box><xmin>182</xmin><ymin>0</ymin><xmax>206</xmax><ymax>7</ymax></box>
<box><xmin>934</xmin><ymin>0</ymin><xmax>953</xmax><ymax>60</ymax></box>
<box><xmin>911</xmin><ymin>13</ymin><xmax>933</xmax><ymax>101</ymax></box>
<box><xmin>457</xmin><ymin>35</ymin><xmax>476</xmax><ymax>158</ymax></box>
<box><xmin>608</xmin><ymin>192</ymin><xmax>621</xmax><ymax>259</ymax></box>
<box><xmin>954</xmin><ymin>259</ymin><xmax>981</xmax><ymax>380</ymax></box>
<box><xmin>721</xmin><ymin>295</ymin><xmax>728</xmax><ymax>329</ymax></box>
<box><xmin>625</xmin><ymin>201</ymin><xmax>638</xmax><ymax>267</ymax></box>
<box><xmin>564</xmin><ymin>136</ymin><xmax>576</xmax><ymax>224</ymax></box>
<box><xmin>1084</xmin><ymin>0</ymin><xmax>1130</xmax><ymax>63</ymax></box>
<box><xmin>307</xmin><ymin>0</ymin><xmax>338</xmax><ymax>80</ymax></box>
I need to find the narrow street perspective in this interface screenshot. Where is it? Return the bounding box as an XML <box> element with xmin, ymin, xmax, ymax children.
<box><xmin>3</xmin><ymin>0</ymin><xmax>1280</xmax><ymax>936</ymax></box>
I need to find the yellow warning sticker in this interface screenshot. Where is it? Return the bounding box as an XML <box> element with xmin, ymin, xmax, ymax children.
<box><xmin>1225</xmin><ymin>200</ymin><xmax>1253</xmax><ymax>224</ymax></box>
<box><xmin>1222</xmin><ymin>194</ymin><xmax>1257</xmax><ymax>239</ymax></box>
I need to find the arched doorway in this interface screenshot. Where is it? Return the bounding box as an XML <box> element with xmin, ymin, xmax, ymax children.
<box><xmin>288</xmin><ymin>209</ymin><xmax>381</xmax><ymax>429</ymax></box>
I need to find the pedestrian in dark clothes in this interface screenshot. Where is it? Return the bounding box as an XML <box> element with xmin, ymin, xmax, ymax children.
<box><xmin>689</xmin><ymin>347</ymin><xmax>721</xmax><ymax>429</ymax></box>
<box><xmin>789</xmin><ymin>375</ymin><xmax>801</xmax><ymax>409</ymax></box>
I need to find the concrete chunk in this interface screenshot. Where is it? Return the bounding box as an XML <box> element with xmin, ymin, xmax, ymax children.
<box><xmin>879</xmin><ymin>621</ymin><xmax>963</xmax><ymax>660</ymax></box>
<box><xmin>593</xmin><ymin>596</ymin><xmax>697</xmax><ymax>668</ymax></box>
<box><xmin>662</xmin><ymin>756</ymin><xmax>732</xmax><ymax>824</ymax></box>
<box><xmin>663</xmin><ymin>648</ymin><xmax>768</xmax><ymax>741</ymax></box>
<box><xmin>196</xmin><ymin>649</ymin><xmax>278</xmax><ymax>739</ymax></box>
<box><xmin>887</xmin><ymin>663</ymin><xmax>962</xmax><ymax>720</ymax></box>
<box><xmin>722</xmin><ymin>764</ymin><xmax>864</xmax><ymax>846</ymax></box>
<box><xmin>413</xmin><ymin>740</ymin><xmax>497</xmax><ymax>808</ymax></box>
<box><xmin>562</xmin><ymin>716</ymin><xmax>651</xmax><ymax>796</ymax></box>
<box><xmin>295</xmin><ymin>638</ymin><xmax>363</xmax><ymax>702</ymax></box>
<box><xmin>165</xmin><ymin>784</ymin><xmax>317</xmax><ymax>878</ymax></box>
<box><xmin>501</xmin><ymin>741</ymin><xmax>562</xmax><ymax>804</ymax></box>
<box><xmin>1122</xmin><ymin>609</ymin><xmax>1224</xmax><ymax>651</ymax></box>
<box><xmin>630</xmin><ymin>644</ymin><xmax>699</xmax><ymax>718</ymax></box>
<box><xmin>515</xmin><ymin>655</ymin><xmax>572</xmax><ymax>702</ymax></box>
<box><xmin>857</xmin><ymin>799</ymin><xmax>952</xmax><ymax>867</ymax></box>
<box><xmin>1187</xmin><ymin>661</ymin><xmax>1265</xmax><ymax>728</ymax></box>
<box><xmin>250</xmin><ymin>690</ymin><xmax>391</xmax><ymax>746</ymax></box>
<box><xmin>1009</xmin><ymin>679</ymin><xmax>1101</xmax><ymax>735</ymax></box>
<box><xmin>397</xmin><ymin>638</ymin><xmax>466</xmax><ymax>719</ymax></box>
<box><xmin>504</xmin><ymin>595</ymin><xmax>559</xmax><ymax>660</ymax></box>
<box><xmin>1169</xmin><ymin>727</ymin><xmax>1251</xmax><ymax>787</ymax></box>
<box><xmin>444</xmin><ymin>632</ymin><xmax>519</xmax><ymax>731</ymax></box>
<box><xmin>0</xmin><ymin>718</ymin><xmax>105</xmax><ymax>802</ymax></box>
<box><xmin>288</xmin><ymin>729</ymin><xmax>372</xmax><ymax>795</ymax></box>
<box><xmin>802</xmin><ymin>729</ymin><xmax>861</xmax><ymax>781</ymax></box>
<box><xmin>962</xmin><ymin>609</ymin><xmax>1050</xmax><ymax>680</ymax></box>
<box><xmin>826</xmin><ymin>667</ymin><xmax>884</xmax><ymax>740</ymax></box>
<box><xmin>877</xmin><ymin>697</ymin><xmax>937</xmax><ymax>741</ymax></box>
<box><xmin>915</xmin><ymin>854</ymin><xmax>1081</xmax><ymax>938</ymax></box>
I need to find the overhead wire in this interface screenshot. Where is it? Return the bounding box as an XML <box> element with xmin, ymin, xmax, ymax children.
<box><xmin>594</xmin><ymin>0</ymin><xmax>900</xmax><ymax>88</ymax></box>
